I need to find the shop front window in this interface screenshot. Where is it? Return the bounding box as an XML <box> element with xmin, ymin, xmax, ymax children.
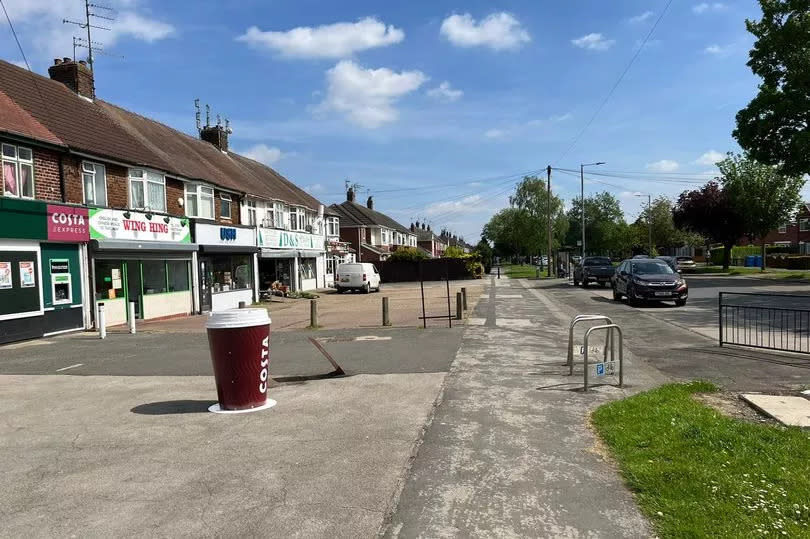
<box><xmin>299</xmin><ymin>258</ymin><xmax>316</xmax><ymax>280</ymax></box>
<box><xmin>167</xmin><ymin>260</ymin><xmax>190</xmax><ymax>292</ymax></box>
<box><xmin>95</xmin><ymin>260</ymin><xmax>124</xmax><ymax>300</ymax></box>
<box><xmin>211</xmin><ymin>254</ymin><xmax>252</xmax><ymax>293</ymax></box>
<box><xmin>141</xmin><ymin>260</ymin><xmax>167</xmax><ymax>295</ymax></box>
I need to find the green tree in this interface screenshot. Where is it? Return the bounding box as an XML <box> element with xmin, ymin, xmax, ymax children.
<box><xmin>474</xmin><ymin>239</ymin><xmax>494</xmax><ymax>272</ymax></box>
<box><xmin>388</xmin><ymin>247</ymin><xmax>428</xmax><ymax>262</ymax></box>
<box><xmin>510</xmin><ymin>175</ymin><xmax>566</xmax><ymax>259</ymax></box>
<box><xmin>718</xmin><ymin>152</ymin><xmax>805</xmax><ymax>270</ymax></box>
<box><xmin>565</xmin><ymin>192</ymin><xmax>626</xmax><ymax>255</ymax></box>
<box><xmin>444</xmin><ymin>245</ymin><xmax>465</xmax><ymax>258</ymax></box>
<box><xmin>635</xmin><ymin>196</ymin><xmax>682</xmax><ymax>253</ymax></box>
<box><xmin>482</xmin><ymin>207</ymin><xmax>530</xmax><ymax>260</ymax></box>
<box><xmin>733</xmin><ymin>0</ymin><xmax>810</xmax><ymax>177</ymax></box>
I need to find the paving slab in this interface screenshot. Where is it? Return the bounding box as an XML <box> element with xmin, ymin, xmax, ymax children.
<box><xmin>0</xmin><ymin>372</ymin><xmax>445</xmax><ymax>537</ymax></box>
<box><xmin>741</xmin><ymin>394</ymin><xmax>810</xmax><ymax>427</ymax></box>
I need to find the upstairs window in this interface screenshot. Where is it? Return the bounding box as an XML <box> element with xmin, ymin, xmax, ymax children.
<box><xmin>778</xmin><ymin>223</ymin><xmax>787</xmax><ymax>234</ymax></box>
<box><xmin>185</xmin><ymin>183</ymin><xmax>214</xmax><ymax>219</ymax></box>
<box><xmin>273</xmin><ymin>202</ymin><xmax>285</xmax><ymax>228</ymax></box>
<box><xmin>246</xmin><ymin>199</ymin><xmax>257</xmax><ymax>225</ymax></box>
<box><xmin>82</xmin><ymin>162</ymin><xmax>107</xmax><ymax>206</ymax></box>
<box><xmin>129</xmin><ymin>169</ymin><xmax>165</xmax><ymax>212</ymax></box>
<box><xmin>801</xmin><ymin>219</ymin><xmax>809</xmax><ymax>232</ymax></box>
<box><xmin>2</xmin><ymin>143</ymin><xmax>34</xmax><ymax>199</ymax></box>
<box><xmin>289</xmin><ymin>207</ymin><xmax>306</xmax><ymax>231</ymax></box>
<box><xmin>220</xmin><ymin>193</ymin><xmax>232</xmax><ymax>220</ymax></box>
<box><xmin>327</xmin><ymin>217</ymin><xmax>339</xmax><ymax>236</ymax></box>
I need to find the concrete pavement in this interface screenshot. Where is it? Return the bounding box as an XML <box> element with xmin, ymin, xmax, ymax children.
<box><xmin>384</xmin><ymin>275</ymin><xmax>666</xmax><ymax>537</ymax></box>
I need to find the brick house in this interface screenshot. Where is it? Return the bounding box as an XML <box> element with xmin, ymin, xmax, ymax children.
<box><xmin>329</xmin><ymin>189</ymin><xmax>416</xmax><ymax>262</ymax></box>
<box><xmin>737</xmin><ymin>203</ymin><xmax>810</xmax><ymax>251</ymax></box>
<box><xmin>411</xmin><ymin>222</ymin><xmax>446</xmax><ymax>258</ymax></box>
<box><xmin>0</xmin><ymin>57</ymin><xmax>331</xmax><ymax>341</ymax></box>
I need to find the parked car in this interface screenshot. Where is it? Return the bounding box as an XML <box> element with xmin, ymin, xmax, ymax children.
<box><xmin>675</xmin><ymin>256</ymin><xmax>697</xmax><ymax>272</ymax></box>
<box><xmin>334</xmin><ymin>262</ymin><xmax>381</xmax><ymax>294</ymax></box>
<box><xmin>612</xmin><ymin>258</ymin><xmax>688</xmax><ymax>306</ymax></box>
<box><xmin>632</xmin><ymin>254</ymin><xmax>650</xmax><ymax>259</ymax></box>
<box><xmin>573</xmin><ymin>256</ymin><xmax>614</xmax><ymax>287</ymax></box>
<box><xmin>656</xmin><ymin>256</ymin><xmax>678</xmax><ymax>272</ymax></box>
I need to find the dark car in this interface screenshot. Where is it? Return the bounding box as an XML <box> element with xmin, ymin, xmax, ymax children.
<box><xmin>612</xmin><ymin>258</ymin><xmax>688</xmax><ymax>306</ymax></box>
<box><xmin>573</xmin><ymin>256</ymin><xmax>614</xmax><ymax>287</ymax></box>
<box><xmin>656</xmin><ymin>256</ymin><xmax>678</xmax><ymax>272</ymax></box>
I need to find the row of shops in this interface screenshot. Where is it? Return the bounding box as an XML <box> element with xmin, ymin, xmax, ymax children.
<box><xmin>0</xmin><ymin>200</ymin><xmax>353</xmax><ymax>344</ymax></box>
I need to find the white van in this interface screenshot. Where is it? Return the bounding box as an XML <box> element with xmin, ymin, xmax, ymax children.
<box><xmin>335</xmin><ymin>262</ymin><xmax>381</xmax><ymax>294</ymax></box>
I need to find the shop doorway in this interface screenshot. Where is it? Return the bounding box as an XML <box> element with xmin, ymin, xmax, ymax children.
<box><xmin>125</xmin><ymin>261</ymin><xmax>142</xmax><ymax>319</ymax></box>
<box><xmin>199</xmin><ymin>258</ymin><xmax>212</xmax><ymax>312</ymax></box>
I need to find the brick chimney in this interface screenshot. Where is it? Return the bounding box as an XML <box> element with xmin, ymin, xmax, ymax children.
<box><xmin>422</xmin><ymin>223</ymin><xmax>426</xmax><ymax>230</ymax></box>
<box><xmin>201</xmin><ymin>124</ymin><xmax>229</xmax><ymax>152</ymax></box>
<box><xmin>410</xmin><ymin>223</ymin><xmax>415</xmax><ymax>232</ymax></box>
<box><xmin>48</xmin><ymin>57</ymin><xmax>94</xmax><ymax>99</ymax></box>
<box><xmin>367</xmin><ymin>196</ymin><xmax>374</xmax><ymax>210</ymax></box>
<box><xmin>347</xmin><ymin>188</ymin><xmax>355</xmax><ymax>202</ymax></box>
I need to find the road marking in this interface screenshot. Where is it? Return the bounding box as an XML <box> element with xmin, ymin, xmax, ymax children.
<box><xmin>496</xmin><ymin>294</ymin><xmax>524</xmax><ymax>298</ymax></box>
<box><xmin>56</xmin><ymin>363</ymin><xmax>83</xmax><ymax>372</ymax></box>
<box><xmin>467</xmin><ymin>318</ymin><xmax>486</xmax><ymax>326</ymax></box>
<box><xmin>355</xmin><ymin>336</ymin><xmax>392</xmax><ymax>341</ymax></box>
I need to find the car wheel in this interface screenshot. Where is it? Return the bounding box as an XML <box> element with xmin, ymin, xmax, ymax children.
<box><xmin>675</xmin><ymin>299</ymin><xmax>687</xmax><ymax>307</ymax></box>
<box><xmin>580</xmin><ymin>281</ymin><xmax>588</xmax><ymax>288</ymax></box>
<box><xmin>336</xmin><ymin>287</ymin><xmax>344</xmax><ymax>294</ymax></box>
<box><xmin>599</xmin><ymin>282</ymin><xmax>607</xmax><ymax>288</ymax></box>
<box><xmin>363</xmin><ymin>283</ymin><xmax>370</xmax><ymax>294</ymax></box>
<box><xmin>612</xmin><ymin>286</ymin><xmax>621</xmax><ymax>301</ymax></box>
<box><xmin>573</xmin><ymin>278</ymin><xmax>579</xmax><ymax>286</ymax></box>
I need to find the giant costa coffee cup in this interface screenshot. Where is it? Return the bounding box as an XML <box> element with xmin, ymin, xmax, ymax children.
<box><xmin>206</xmin><ymin>308</ymin><xmax>272</xmax><ymax>411</ymax></box>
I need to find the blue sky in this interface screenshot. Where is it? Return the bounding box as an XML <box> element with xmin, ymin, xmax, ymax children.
<box><xmin>2</xmin><ymin>0</ymin><xmax>781</xmax><ymax>242</ymax></box>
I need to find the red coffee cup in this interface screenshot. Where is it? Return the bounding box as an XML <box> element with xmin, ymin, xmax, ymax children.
<box><xmin>206</xmin><ymin>308</ymin><xmax>272</xmax><ymax>411</ymax></box>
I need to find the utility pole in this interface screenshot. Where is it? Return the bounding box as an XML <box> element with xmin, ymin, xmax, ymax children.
<box><xmin>580</xmin><ymin>162</ymin><xmax>605</xmax><ymax>259</ymax></box>
<box><xmin>546</xmin><ymin>165</ymin><xmax>552</xmax><ymax>278</ymax></box>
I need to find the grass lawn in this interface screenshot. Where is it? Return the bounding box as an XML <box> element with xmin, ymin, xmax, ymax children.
<box><xmin>592</xmin><ymin>381</ymin><xmax>810</xmax><ymax>538</ymax></box>
<box><xmin>500</xmin><ymin>264</ymin><xmax>552</xmax><ymax>279</ymax></box>
<box><xmin>687</xmin><ymin>266</ymin><xmax>810</xmax><ymax>279</ymax></box>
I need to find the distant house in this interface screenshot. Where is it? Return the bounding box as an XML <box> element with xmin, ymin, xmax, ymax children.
<box><xmin>329</xmin><ymin>189</ymin><xmax>417</xmax><ymax>262</ymax></box>
<box><xmin>738</xmin><ymin>203</ymin><xmax>810</xmax><ymax>251</ymax></box>
<box><xmin>411</xmin><ymin>222</ymin><xmax>446</xmax><ymax>258</ymax></box>
<box><xmin>439</xmin><ymin>229</ymin><xmax>472</xmax><ymax>254</ymax></box>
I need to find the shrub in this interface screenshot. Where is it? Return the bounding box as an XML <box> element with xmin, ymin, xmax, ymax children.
<box><xmin>444</xmin><ymin>246</ymin><xmax>466</xmax><ymax>258</ymax></box>
<box><xmin>389</xmin><ymin>247</ymin><xmax>428</xmax><ymax>262</ymax></box>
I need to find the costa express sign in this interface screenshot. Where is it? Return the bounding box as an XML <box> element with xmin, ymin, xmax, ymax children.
<box><xmin>47</xmin><ymin>205</ymin><xmax>89</xmax><ymax>241</ymax></box>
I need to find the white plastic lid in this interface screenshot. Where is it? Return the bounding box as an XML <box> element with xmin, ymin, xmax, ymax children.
<box><xmin>206</xmin><ymin>308</ymin><xmax>271</xmax><ymax>329</ymax></box>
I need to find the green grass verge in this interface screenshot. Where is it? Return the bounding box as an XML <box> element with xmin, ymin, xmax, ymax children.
<box><xmin>686</xmin><ymin>266</ymin><xmax>810</xmax><ymax>279</ymax></box>
<box><xmin>501</xmin><ymin>264</ymin><xmax>553</xmax><ymax>279</ymax></box>
<box><xmin>592</xmin><ymin>381</ymin><xmax>810</xmax><ymax>538</ymax></box>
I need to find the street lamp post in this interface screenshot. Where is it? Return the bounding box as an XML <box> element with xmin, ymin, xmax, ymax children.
<box><xmin>580</xmin><ymin>162</ymin><xmax>606</xmax><ymax>258</ymax></box>
<box><xmin>636</xmin><ymin>193</ymin><xmax>652</xmax><ymax>255</ymax></box>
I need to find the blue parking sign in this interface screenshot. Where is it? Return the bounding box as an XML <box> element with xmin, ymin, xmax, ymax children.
<box><xmin>596</xmin><ymin>363</ymin><xmax>605</xmax><ymax>376</ymax></box>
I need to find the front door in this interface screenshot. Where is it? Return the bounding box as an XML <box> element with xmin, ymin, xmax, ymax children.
<box><xmin>125</xmin><ymin>261</ymin><xmax>142</xmax><ymax>319</ymax></box>
<box><xmin>200</xmin><ymin>258</ymin><xmax>212</xmax><ymax>312</ymax></box>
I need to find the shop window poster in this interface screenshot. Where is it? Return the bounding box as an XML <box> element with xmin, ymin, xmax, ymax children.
<box><xmin>0</xmin><ymin>261</ymin><xmax>11</xmax><ymax>289</ymax></box>
<box><xmin>19</xmin><ymin>261</ymin><xmax>35</xmax><ymax>288</ymax></box>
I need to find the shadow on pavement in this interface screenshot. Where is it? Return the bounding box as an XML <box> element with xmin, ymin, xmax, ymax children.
<box><xmin>131</xmin><ymin>400</ymin><xmax>217</xmax><ymax>415</ymax></box>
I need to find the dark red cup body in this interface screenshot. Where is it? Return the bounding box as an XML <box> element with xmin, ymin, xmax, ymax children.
<box><xmin>207</xmin><ymin>323</ymin><xmax>271</xmax><ymax>410</ymax></box>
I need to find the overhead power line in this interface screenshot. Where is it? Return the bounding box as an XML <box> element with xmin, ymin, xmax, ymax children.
<box><xmin>553</xmin><ymin>0</ymin><xmax>674</xmax><ymax>165</ymax></box>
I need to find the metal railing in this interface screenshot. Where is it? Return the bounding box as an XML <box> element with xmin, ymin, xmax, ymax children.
<box><xmin>719</xmin><ymin>292</ymin><xmax>810</xmax><ymax>354</ymax></box>
<box><xmin>583</xmin><ymin>324</ymin><xmax>624</xmax><ymax>392</ymax></box>
<box><xmin>567</xmin><ymin>314</ymin><xmax>613</xmax><ymax>375</ymax></box>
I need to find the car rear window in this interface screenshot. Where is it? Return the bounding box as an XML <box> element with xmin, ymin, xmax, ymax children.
<box><xmin>584</xmin><ymin>257</ymin><xmax>611</xmax><ymax>266</ymax></box>
<box><xmin>338</xmin><ymin>264</ymin><xmax>362</xmax><ymax>272</ymax></box>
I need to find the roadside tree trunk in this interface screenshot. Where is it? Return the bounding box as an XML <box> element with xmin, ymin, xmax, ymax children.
<box><xmin>722</xmin><ymin>242</ymin><xmax>733</xmax><ymax>271</ymax></box>
<box><xmin>760</xmin><ymin>241</ymin><xmax>767</xmax><ymax>272</ymax></box>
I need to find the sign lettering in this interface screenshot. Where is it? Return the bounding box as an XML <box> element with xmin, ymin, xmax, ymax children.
<box><xmin>47</xmin><ymin>205</ymin><xmax>89</xmax><ymax>241</ymax></box>
<box><xmin>220</xmin><ymin>227</ymin><xmax>237</xmax><ymax>241</ymax></box>
<box><xmin>89</xmin><ymin>208</ymin><xmax>190</xmax><ymax>243</ymax></box>
<box><xmin>259</xmin><ymin>335</ymin><xmax>270</xmax><ymax>393</ymax></box>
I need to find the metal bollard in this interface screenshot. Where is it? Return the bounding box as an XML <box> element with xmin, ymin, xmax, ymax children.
<box><xmin>461</xmin><ymin>287</ymin><xmax>468</xmax><ymax>310</ymax></box>
<box><xmin>382</xmin><ymin>296</ymin><xmax>391</xmax><ymax>326</ymax></box>
<box><xmin>128</xmin><ymin>301</ymin><xmax>136</xmax><ymax>334</ymax></box>
<box><xmin>310</xmin><ymin>299</ymin><xmax>318</xmax><ymax>328</ymax></box>
<box><xmin>456</xmin><ymin>292</ymin><xmax>463</xmax><ymax>320</ymax></box>
<box><xmin>497</xmin><ymin>266</ymin><xmax>500</xmax><ymax>279</ymax></box>
<box><xmin>238</xmin><ymin>301</ymin><xmax>247</xmax><ymax>309</ymax></box>
<box><xmin>98</xmin><ymin>303</ymin><xmax>106</xmax><ymax>340</ymax></box>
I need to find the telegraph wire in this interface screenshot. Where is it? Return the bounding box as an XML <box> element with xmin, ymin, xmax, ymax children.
<box><xmin>553</xmin><ymin>0</ymin><xmax>674</xmax><ymax>165</ymax></box>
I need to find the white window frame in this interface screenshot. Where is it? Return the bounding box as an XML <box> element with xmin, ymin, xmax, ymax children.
<box><xmin>273</xmin><ymin>202</ymin><xmax>285</xmax><ymax>229</ymax></box>
<box><xmin>2</xmin><ymin>143</ymin><xmax>35</xmax><ymax>199</ymax></box>
<box><xmin>219</xmin><ymin>192</ymin><xmax>232</xmax><ymax>220</ymax></box>
<box><xmin>128</xmin><ymin>168</ymin><xmax>166</xmax><ymax>212</ymax></box>
<box><xmin>778</xmin><ymin>223</ymin><xmax>787</xmax><ymax>234</ymax></box>
<box><xmin>184</xmin><ymin>182</ymin><xmax>214</xmax><ymax>219</ymax></box>
<box><xmin>801</xmin><ymin>218</ymin><xmax>809</xmax><ymax>232</ymax></box>
<box><xmin>327</xmin><ymin>217</ymin><xmax>339</xmax><ymax>236</ymax></box>
<box><xmin>289</xmin><ymin>207</ymin><xmax>307</xmax><ymax>231</ymax></box>
<box><xmin>81</xmin><ymin>161</ymin><xmax>108</xmax><ymax>206</ymax></box>
<box><xmin>246</xmin><ymin>199</ymin><xmax>257</xmax><ymax>226</ymax></box>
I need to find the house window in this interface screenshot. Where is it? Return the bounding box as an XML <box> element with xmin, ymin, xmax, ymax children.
<box><xmin>381</xmin><ymin>229</ymin><xmax>389</xmax><ymax>245</ymax></box>
<box><xmin>801</xmin><ymin>219</ymin><xmax>809</xmax><ymax>232</ymax></box>
<box><xmin>327</xmin><ymin>217</ymin><xmax>339</xmax><ymax>236</ymax></box>
<box><xmin>289</xmin><ymin>207</ymin><xmax>306</xmax><ymax>231</ymax></box>
<box><xmin>778</xmin><ymin>223</ymin><xmax>787</xmax><ymax>234</ymax></box>
<box><xmin>2</xmin><ymin>143</ymin><xmax>34</xmax><ymax>198</ymax></box>
<box><xmin>82</xmin><ymin>162</ymin><xmax>108</xmax><ymax>206</ymax></box>
<box><xmin>246</xmin><ymin>199</ymin><xmax>257</xmax><ymax>225</ymax></box>
<box><xmin>273</xmin><ymin>202</ymin><xmax>285</xmax><ymax>228</ymax></box>
<box><xmin>185</xmin><ymin>183</ymin><xmax>214</xmax><ymax>219</ymax></box>
<box><xmin>129</xmin><ymin>169</ymin><xmax>165</xmax><ymax>212</ymax></box>
<box><xmin>220</xmin><ymin>193</ymin><xmax>232</xmax><ymax>220</ymax></box>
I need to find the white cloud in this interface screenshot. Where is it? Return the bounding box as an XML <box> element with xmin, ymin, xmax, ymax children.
<box><xmin>527</xmin><ymin>113</ymin><xmax>572</xmax><ymax>126</ymax></box>
<box><xmin>440</xmin><ymin>12</ymin><xmax>530</xmax><ymax>51</ymax></box>
<box><xmin>427</xmin><ymin>81</ymin><xmax>463</xmax><ymax>102</ymax></box>
<box><xmin>425</xmin><ymin>195</ymin><xmax>483</xmax><ymax>216</ymax></box>
<box><xmin>628</xmin><ymin>11</ymin><xmax>654</xmax><ymax>24</ymax></box>
<box><xmin>316</xmin><ymin>60</ymin><xmax>427</xmax><ymax>128</ymax></box>
<box><xmin>236</xmin><ymin>17</ymin><xmax>404</xmax><ymax>59</ymax></box>
<box><xmin>304</xmin><ymin>183</ymin><xmax>324</xmax><ymax>193</ymax></box>
<box><xmin>693</xmin><ymin>3</ymin><xmax>726</xmax><ymax>14</ymax></box>
<box><xmin>704</xmin><ymin>43</ymin><xmax>733</xmax><ymax>56</ymax></box>
<box><xmin>241</xmin><ymin>144</ymin><xmax>284</xmax><ymax>165</ymax></box>
<box><xmin>484</xmin><ymin>128</ymin><xmax>506</xmax><ymax>139</ymax></box>
<box><xmin>694</xmin><ymin>150</ymin><xmax>725</xmax><ymax>165</ymax></box>
<box><xmin>571</xmin><ymin>33</ymin><xmax>615</xmax><ymax>51</ymax></box>
<box><xmin>0</xmin><ymin>0</ymin><xmax>174</xmax><ymax>62</ymax></box>
<box><xmin>646</xmin><ymin>159</ymin><xmax>680</xmax><ymax>172</ymax></box>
